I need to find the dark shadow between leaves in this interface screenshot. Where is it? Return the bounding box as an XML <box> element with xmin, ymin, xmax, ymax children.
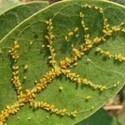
<box><xmin>75</xmin><ymin>108</ymin><xmax>118</xmax><ymax>125</ymax></box>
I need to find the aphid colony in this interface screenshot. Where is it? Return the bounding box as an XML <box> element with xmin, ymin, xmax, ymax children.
<box><xmin>61</xmin><ymin>10</ymin><xmax>101</xmax><ymax>69</ymax></box>
<box><xmin>60</xmin><ymin>12</ymin><xmax>96</xmax><ymax>69</ymax></box>
<box><xmin>103</xmin><ymin>19</ymin><xmax>113</xmax><ymax>36</ymax></box>
<box><xmin>11</xmin><ymin>65</ymin><xmax>22</xmax><ymax>94</ymax></box>
<box><xmin>29</xmin><ymin>100</ymin><xmax>77</xmax><ymax>117</ymax></box>
<box><xmin>59</xmin><ymin>46</ymin><xmax>84</xmax><ymax>69</ymax></box>
<box><xmin>96</xmin><ymin>47</ymin><xmax>125</xmax><ymax>62</ymax></box>
<box><xmin>9</xmin><ymin>41</ymin><xmax>22</xmax><ymax>94</ymax></box>
<box><xmin>61</xmin><ymin>69</ymin><xmax>107</xmax><ymax>91</ymax></box>
<box><xmin>9</xmin><ymin>41</ymin><xmax>20</xmax><ymax>62</ymax></box>
<box><xmin>0</xmin><ymin>101</ymin><xmax>24</xmax><ymax>124</ymax></box>
<box><xmin>31</xmin><ymin>68</ymin><xmax>62</xmax><ymax>94</ymax></box>
<box><xmin>0</xmin><ymin>41</ymin><xmax>25</xmax><ymax>124</ymax></box>
<box><xmin>45</xmin><ymin>19</ymin><xmax>56</xmax><ymax>67</ymax></box>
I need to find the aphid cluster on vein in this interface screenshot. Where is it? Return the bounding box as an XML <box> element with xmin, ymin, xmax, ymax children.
<box><xmin>45</xmin><ymin>19</ymin><xmax>56</xmax><ymax>67</ymax></box>
<box><xmin>93</xmin><ymin>36</ymin><xmax>102</xmax><ymax>44</ymax></box>
<box><xmin>30</xmin><ymin>100</ymin><xmax>77</xmax><ymax>118</ymax></box>
<box><xmin>30</xmin><ymin>101</ymin><xmax>67</xmax><ymax>116</ymax></box>
<box><xmin>11</xmin><ymin>65</ymin><xmax>22</xmax><ymax>94</ymax></box>
<box><xmin>0</xmin><ymin>68</ymin><xmax>63</xmax><ymax>124</ymax></box>
<box><xmin>9</xmin><ymin>41</ymin><xmax>22</xmax><ymax>94</ymax></box>
<box><xmin>95</xmin><ymin>47</ymin><xmax>125</xmax><ymax>62</ymax></box>
<box><xmin>69</xmin><ymin>110</ymin><xmax>77</xmax><ymax>118</ymax></box>
<box><xmin>85</xmin><ymin>96</ymin><xmax>91</xmax><ymax>101</ymax></box>
<box><xmin>103</xmin><ymin>19</ymin><xmax>113</xmax><ymax>36</ymax></box>
<box><xmin>60</xmin><ymin>57</ymin><xmax>73</xmax><ymax>69</ymax></box>
<box><xmin>30</xmin><ymin>68</ymin><xmax>62</xmax><ymax>96</ymax></box>
<box><xmin>0</xmin><ymin>101</ymin><xmax>24</xmax><ymax>124</ymax></box>
<box><xmin>62</xmin><ymin>69</ymin><xmax>107</xmax><ymax>91</ymax></box>
<box><xmin>9</xmin><ymin>41</ymin><xmax>20</xmax><ymax>62</ymax></box>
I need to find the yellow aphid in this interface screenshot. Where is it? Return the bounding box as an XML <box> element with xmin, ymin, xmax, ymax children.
<box><xmin>42</xmin><ymin>45</ymin><xmax>45</xmax><ymax>48</ymax></box>
<box><xmin>24</xmin><ymin>64</ymin><xmax>28</xmax><ymax>70</ymax></box>
<box><xmin>87</xmin><ymin>44</ymin><xmax>92</xmax><ymax>49</ymax></box>
<box><xmin>100</xmin><ymin>86</ymin><xmax>107</xmax><ymax>91</ymax></box>
<box><xmin>9</xmin><ymin>41</ymin><xmax>20</xmax><ymax>62</ymax></box>
<box><xmin>59</xmin><ymin>86</ymin><xmax>63</xmax><ymax>92</ymax></box>
<box><xmin>74</xmin><ymin>27</ymin><xmax>79</xmax><ymax>32</ymax></box>
<box><xmin>45</xmin><ymin>21</ymin><xmax>49</xmax><ymax>24</ymax></box>
<box><xmin>95</xmin><ymin>6</ymin><xmax>99</xmax><ymax>9</ymax></box>
<box><xmin>45</xmin><ymin>35</ymin><xmax>49</xmax><ymax>40</ymax></box>
<box><xmin>68</xmin><ymin>32</ymin><xmax>74</xmax><ymax>36</ymax></box>
<box><xmin>91</xmin><ymin>106</ymin><xmax>94</xmax><ymax>110</ymax></box>
<box><xmin>77</xmin><ymin>78</ymin><xmax>81</xmax><ymax>84</ymax></box>
<box><xmin>65</xmin><ymin>36</ymin><xmax>68</xmax><ymax>41</ymax></box>
<box><xmin>85</xmin><ymin>96</ymin><xmax>91</xmax><ymax>100</ymax></box>
<box><xmin>65</xmin><ymin>57</ymin><xmax>71</xmax><ymax>62</ymax></box>
<box><xmin>14</xmin><ymin>41</ymin><xmax>18</xmax><ymax>45</ymax></box>
<box><xmin>122</xmin><ymin>29</ymin><xmax>125</xmax><ymax>32</ymax></box>
<box><xmin>81</xmin><ymin>20</ymin><xmax>85</xmax><ymax>26</ymax></box>
<box><xmin>93</xmin><ymin>37</ymin><xmax>101</xmax><ymax>44</ymax></box>
<box><xmin>27</xmin><ymin>117</ymin><xmax>31</xmax><ymax>120</ymax></box>
<box><xmin>84</xmin><ymin>4</ymin><xmax>88</xmax><ymax>7</ymax></box>
<box><xmin>73</xmin><ymin>62</ymin><xmax>77</xmax><ymax>66</ymax></box>
<box><xmin>23</xmin><ymin>76</ymin><xmax>27</xmax><ymax>80</ymax></box>
<box><xmin>79</xmin><ymin>12</ymin><xmax>84</xmax><ymax>18</ymax></box>
<box><xmin>12</xmin><ymin>65</ymin><xmax>19</xmax><ymax>70</ymax></box>
<box><xmin>95</xmin><ymin>47</ymin><xmax>101</xmax><ymax>52</ymax></box>
<box><xmin>58</xmin><ymin>109</ymin><xmax>67</xmax><ymax>116</ymax></box>
<box><xmin>29</xmin><ymin>41</ymin><xmax>33</xmax><ymax>45</ymax></box>
<box><xmin>99</xmin><ymin>8</ymin><xmax>103</xmax><ymax>13</ymax></box>
<box><xmin>70</xmin><ymin>110</ymin><xmax>77</xmax><ymax>117</ymax></box>
<box><xmin>14</xmin><ymin>44</ymin><xmax>20</xmax><ymax>49</ymax></box>
<box><xmin>113</xmin><ymin>81</ymin><xmax>120</xmax><ymax>87</ymax></box>
<box><xmin>104</xmin><ymin>51</ymin><xmax>111</xmax><ymax>57</ymax></box>
<box><xmin>88</xmin><ymin>5</ymin><xmax>92</xmax><ymax>8</ymax></box>
<box><xmin>84</xmin><ymin>27</ymin><xmax>88</xmax><ymax>31</ymax></box>
<box><xmin>103</xmin><ymin>29</ymin><xmax>113</xmax><ymax>36</ymax></box>
<box><xmin>50</xmin><ymin>34</ymin><xmax>55</xmax><ymax>40</ymax></box>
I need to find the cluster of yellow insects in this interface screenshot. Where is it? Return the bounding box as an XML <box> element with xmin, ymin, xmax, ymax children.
<box><xmin>0</xmin><ymin>3</ymin><xmax>125</xmax><ymax>125</ymax></box>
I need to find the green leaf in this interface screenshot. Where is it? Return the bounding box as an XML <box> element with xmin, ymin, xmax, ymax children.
<box><xmin>76</xmin><ymin>108</ymin><xmax>118</xmax><ymax>125</ymax></box>
<box><xmin>0</xmin><ymin>0</ymin><xmax>21</xmax><ymax>14</ymax></box>
<box><xmin>0</xmin><ymin>1</ymin><xmax>49</xmax><ymax>41</ymax></box>
<box><xmin>0</xmin><ymin>0</ymin><xmax>125</xmax><ymax>125</ymax></box>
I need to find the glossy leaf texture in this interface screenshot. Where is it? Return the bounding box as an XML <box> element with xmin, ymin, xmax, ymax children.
<box><xmin>0</xmin><ymin>0</ymin><xmax>125</xmax><ymax>125</ymax></box>
<box><xmin>0</xmin><ymin>1</ymin><xmax>49</xmax><ymax>41</ymax></box>
<box><xmin>0</xmin><ymin>0</ymin><xmax>21</xmax><ymax>14</ymax></box>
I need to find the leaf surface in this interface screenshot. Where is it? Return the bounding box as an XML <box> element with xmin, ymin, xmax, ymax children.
<box><xmin>0</xmin><ymin>1</ymin><xmax>49</xmax><ymax>41</ymax></box>
<box><xmin>0</xmin><ymin>0</ymin><xmax>21</xmax><ymax>14</ymax></box>
<box><xmin>0</xmin><ymin>0</ymin><xmax>125</xmax><ymax>125</ymax></box>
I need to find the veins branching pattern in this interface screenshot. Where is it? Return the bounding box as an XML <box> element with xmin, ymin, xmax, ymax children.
<box><xmin>0</xmin><ymin>4</ymin><xmax>125</xmax><ymax>125</ymax></box>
